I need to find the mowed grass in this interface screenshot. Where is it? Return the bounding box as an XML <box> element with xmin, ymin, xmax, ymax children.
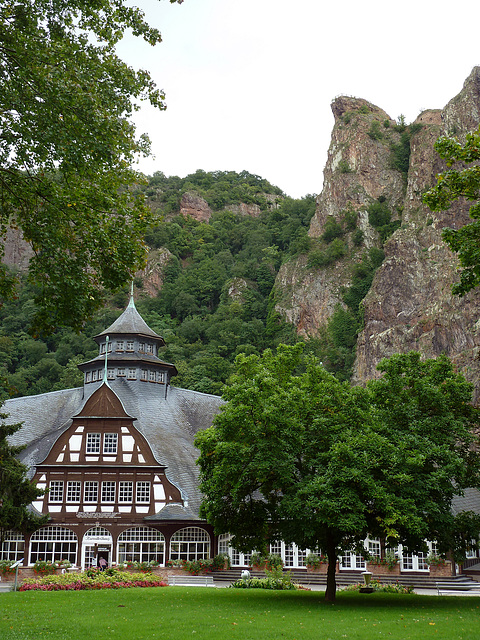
<box><xmin>1</xmin><ymin>587</ymin><xmax>480</xmax><ymax>640</ymax></box>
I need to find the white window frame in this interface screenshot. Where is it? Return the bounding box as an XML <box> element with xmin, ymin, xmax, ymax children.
<box><xmin>119</xmin><ymin>481</ymin><xmax>133</xmax><ymax>503</ymax></box>
<box><xmin>101</xmin><ymin>481</ymin><xmax>116</xmax><ymax>503</ymax></box>
<box><xmin>136</xmin><ymin>482</ymin><xmax>150</xmax><ymax>503</ymax></box>
<box><xmin>86</xmin><ymin>433</ymin><xmax>101</xmax><ymax>454</ymax></box>
<box><xmin>66</xmin><ymin>481</ymin><xmax>81</xmax><ymax>503</ymax></box>
<box><xmin>49</xmin><ymin>481</ymin><xmax>64</xmax><ymax>503</ymax></box>
<box><xmin>84</xmin><ymin>481</ymin><xmax>99</xmax><ymax>503</ymax></box>
<box><xmin>103</xmin><ymin>433</ymin><xmax>118</xmax><ymax>454</ymax></box>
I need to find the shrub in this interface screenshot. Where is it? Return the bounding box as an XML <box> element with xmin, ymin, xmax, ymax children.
<box><xmin>231</xmin><ymin>567</ymin><xmax>296</xmax><ymax>590</ymax></box>
<box><xmin>341</xmin><ymin>579</ymin><xmax>414</xmax><ymax>594</ymax></box>
<box><xmin>352</xmin><ymin>228</ymin><xmax>364</xmax><ymax>246</ymax></box>
<box><xmin>338</xmin><ymin>159</ymin><xmax>352</xmax><ymax>174</ymax></box>
<box><xmin>322</xmin><ymin>216</ymin><xmax>344</xmax><ymax>243</ymax></box>
<box><xmin>308</xmin><ymin>238</ymin><xmax>347</xmax><ymax>268</ymax></box>
<box><xmin>368</xmin><ymin>121</ymin><xmax>383</xmax><ymax>141</ymax></box>
<box><xmin>368</xmin><ymin>551</ymin><xmax>399</xmax><ymax>570</ymax></box>
<box><xmin>305</xmin><ymin>553</ymin><xmax>327</xmax><ymax>568</ymax></box>
<box><xmin>426</xmin><ymin>554</ymin><xmax>447</xmax><ymax>567</ymax></box>
<box><xmin>33</xmin><ymin>560</ymin><xmax>57</xmax><ymax>575</ymax></box>
<box><xmin>0</xmin><ymin>559</ymin><xmax>16</xmax><ymax>576</ymax></box>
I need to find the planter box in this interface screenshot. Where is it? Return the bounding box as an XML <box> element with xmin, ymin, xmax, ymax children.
<box><xmin>429</xmin><ymin>561</ymin><xmax>453</xmax><ymax>577</ymax></box>
<box><xmin>307</xmin><ymin>562</ymin><xmax>338</xmax><ymax>574</ymax></box>
<box><xmin>367</xmin><ymin>562</ymin><xmax>400</xmax><ymax>576</ymax></box>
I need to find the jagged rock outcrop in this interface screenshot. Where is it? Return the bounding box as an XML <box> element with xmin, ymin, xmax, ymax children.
<box><xmin>135</xmin><ymin>247</ymin><xmax>174</xmax><ymax>298</ymax></box>
<box><xmin>180</xmin><ymin>191</ymin><xmax>213</xmax><ymax>222</ymax></box>
<box><xmin>275</xmin><ymin>67</ymin><xmax>480</xmax><ymax>401</ymax></box>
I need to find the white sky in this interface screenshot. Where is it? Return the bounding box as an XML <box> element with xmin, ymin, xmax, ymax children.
<box><xmin>117</xmin><ymin>0</ymin><xmax>480</xmax><ymax>198</ymax></box>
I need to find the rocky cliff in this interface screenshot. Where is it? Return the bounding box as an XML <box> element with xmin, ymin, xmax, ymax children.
<box><xmin>275</xmin><ymin>67</ymin><xmax>480</xmax><ymax>401</ymax></box>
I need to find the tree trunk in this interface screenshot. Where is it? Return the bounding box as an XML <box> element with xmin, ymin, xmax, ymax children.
<box><xmin>324</xmin><ymin>538</ymin><xmax>337</xmax><ymax>603</ymax></box>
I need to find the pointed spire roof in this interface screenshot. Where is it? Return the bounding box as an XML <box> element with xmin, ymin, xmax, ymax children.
<box><xmin>95</xmin><ymin>288</ymin><xmax>165</xmax><ymax>344</ymax></box>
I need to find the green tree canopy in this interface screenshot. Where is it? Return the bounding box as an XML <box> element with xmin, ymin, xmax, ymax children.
<box><xmin>0</xmin><ymin>0</ymin><xmax>182</xmax><ymax>331</ymax></box>
<box><xmin>423</xmin><ymin>128</ymin><xmax>480</xmax><ymax>295</ymax></box>
<box><xmin>195</xmin><ymin>346</ymin><xmax>480</xmax><ymax>602</ymax></box>
<box><xmin>0</xmin><ymin>414</ymin><xmax>48</xmax><ymax>541</ymax></box>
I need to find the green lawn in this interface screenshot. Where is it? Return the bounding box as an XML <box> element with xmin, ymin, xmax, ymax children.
<box><xmin>1</xmin><ymin>587</ymin><xmax>479</xmax><ymax>640</ymax></box>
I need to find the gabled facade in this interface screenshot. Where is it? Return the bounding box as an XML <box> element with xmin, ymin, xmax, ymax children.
<box><xmin>2</xmin><ymin>294</ymin><xmax>222</xmax><ymax>569</ymax></box>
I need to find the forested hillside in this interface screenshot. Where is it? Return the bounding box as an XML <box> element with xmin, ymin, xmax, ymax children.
<box><xmin>0</xmin><ymin>170</ymin><xmax>316</xmax><ymax>399</ymax></box>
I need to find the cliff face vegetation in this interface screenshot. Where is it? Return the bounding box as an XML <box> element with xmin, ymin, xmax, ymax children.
<box><xmin>275</xmin><ymin>67</ymin><xmax>480</xmax><ymax>401</ymax></box>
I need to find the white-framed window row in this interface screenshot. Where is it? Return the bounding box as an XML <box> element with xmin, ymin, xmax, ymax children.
<box><xmin>103</xmin><ymin>433</ymin><xmax>118</xmax><ymax>454</ymax></box>
<box><xmin>100</xmin><ymin>342</ymin><xmax>113</xmax><ymax>354</ymax></box>
<box><xmin>29</xmin><ymin>526</ymin><xmax>78</xmax><ymax>565</ymax></box>
<box><xmin>47</xmin><ymin>479</ymin><xmax>150</xmax><ymax>505</ymax></box>
<box><xmin>118</xmin><ymin>527</ymin><xmax>165</xmax><ymax>565</ymax></box>
<box><xmin>169</xmin><ymin>527</ymin><xmax>211</xmax><ymax>562</ymax></box>
<box><xmin>85</xmin><ymin>366</ymin><xmax>167</xmax><ymax>384</ymax></box>
<box><xmin>0</xmin><ymin>530</ymin><xmax>25</xmax><ymax>561</ymax></box>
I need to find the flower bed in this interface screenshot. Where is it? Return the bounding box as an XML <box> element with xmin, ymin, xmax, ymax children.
<box><xmin>19</xmin><ymin>569</ymin><xmax>168</xmax><ymax>592</ymax></box>
<box><xmin>166</xmin><ymin>554</ymin><xmax>230</xmax><ymax>575</ymax></box>
<box><xmin>341</xmin><ymin>579</ymin><xmax>414</xmax><ymax>594</ymax></box>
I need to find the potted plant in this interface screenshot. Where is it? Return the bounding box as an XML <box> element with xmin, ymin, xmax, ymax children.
<box><xmin>265</xmin><ymin>553</ymin><xmax>283</xmax><ymax>571</ymax></box>
<box><xmin>426</xmin><ymin>553</ymin><xmax>452</xmax><ymax>576</ymax></box>
<box><xmin>249</xmin><ymin>552</ymin><xmax>266</xmax><ymax>570</ymax></box>
<box><xmin>33</xmin><ymin>559</ymin><xmax>57</xmax><ymax>576</ymax></box>
<box><xmin>367</xmin><ymin>551</ymin><xmax>400</xmax><ymax>575</ymax></box>
<box><xmin>0</xmin><ymin>559</ymin><xmax>17</xmax><ymax>579</ymax></box>
<box><xmin>212</xmin><ymin>553</ymin><xmax>230</xmax><ymax>571</ymax></box>
<box><xmin>306</xmin><ymin>553</ymin><xmax>328</xmax><ymax>573</ymax></box>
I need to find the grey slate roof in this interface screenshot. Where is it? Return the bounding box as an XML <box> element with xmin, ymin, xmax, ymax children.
<box><xmin>96</xmin><ymin>296</ymin><xmax>164</xmax><ymax>342</ymax></box>
<box><xmin>3</xmin><ymin>380</ymin><xmax>224</xmax><ymax>516</ymax></box>
<box><xmin>452</xmin><ymin>487</ymin><xmax>480</xmax><ymax>516</ymax></box>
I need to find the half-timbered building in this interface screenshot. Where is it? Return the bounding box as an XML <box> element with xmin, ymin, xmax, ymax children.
<box><xmin>2</xmin><ymin>294</ymin><xmax>480</xmax><ymax>577</ymax></box>
<box><xmin>2</xmin><ymin>294</ymin><xmax>222</xmax><ymax>569</ymax></box>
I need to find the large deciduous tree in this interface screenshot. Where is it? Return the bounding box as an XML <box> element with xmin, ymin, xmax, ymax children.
<box><xmin>195</xmin><ymin>346</ymin><xmax>480</xmax><ymax>602</ymax></box>
<box><xmin>423</xmin><ymin>128</ymin><xmax>480</xmax><ymax>295</ymax></box>
<box><xmin>0</xmin><ymin>0</ymin><xmax>182</xmax><ymax>332</ymax></box>
<box><xmin>0</xmin><ymin>414</ymin><xmax>48</xmax><ymax>541</ymax></box>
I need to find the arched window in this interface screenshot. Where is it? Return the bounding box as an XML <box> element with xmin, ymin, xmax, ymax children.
<box><xmin>0</xmin><ymin>530</ymin><xmax>25</xmax><ymax>561</ymax></box>
<box><xmin>29</xmin><ymin>526</ymin><xmax>77</xmax><ymax>565</ymax></box>
<box><xmin>117</xmin><ymin>527</ymin><xmax>165</xmax><ymax>565</ymax></box>
<box><xmin>169</xmin><ymin>527</ymin><xmax>210</xmax><ymax>562</ymax></box>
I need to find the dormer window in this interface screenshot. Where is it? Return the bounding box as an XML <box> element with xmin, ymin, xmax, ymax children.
<box><xmin>126</xmin><ymin>340</ymin><xmax>134</xmax><ymax>351</ymax></box>
<box><xmin>117</xmin><ymin>367</ymin><xmax>125</xmax><ymax>377</ymax></box>
<box><xmin>128</xmin><ymin>368</ymin><xmax>136</xmax><ymax>380</ymax></box>
<box><xmin>100</xmin><ymin>343</ymin><xmax>106</xmax><ymax>354</ymax></box>
<box><xmin>139</xmin><ymin>342</ymin><xmax>145</xmax><ymax>353</ymax></box>
<box><xmin>107</xmin><ymin>368</ymin><xmax>115</xmax><ymax>380</ymax></box>
<box><xmin>103</xmin><ymin>433</ymin><xmax>118</xmax><ymax>454</ymax></box>
<box><xmin>117</xmin><ymin>340</ymin><xmax>124</xmax><ymax>351</ymax></box>
<box><xmin>147</xmin><ymin>344</ymin><xmax>154</xmax><ymax>354</ymax></box>
<box><xmin>141</xmin><ymin>369</ymin><xmax>148</xmax><ymax>381</ymax></box>
<box><xmin>92</xmin><ymin>370</ymin><xmax>97</xmax><ymax>382</ymax></box>
<box><xmin>86</xmin><ymin>371</ymin><xmax>91</xmax><ymax>383</ymax></box>
<box><xmin>86</xmin><ymin>433</ymin><xmax>101</xmax><ymax>454</ymax></box>
<box><xmin>149</xmin><ymin>371</ymin><xmax>156</xmax><ymax>382</ymax></box>
<box><xmin>157</xmin><ymin>372</ymin><xmax>165</xmax><ymax>384</ymax></box>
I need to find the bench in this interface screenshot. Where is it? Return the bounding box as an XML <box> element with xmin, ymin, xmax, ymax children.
<box><xmin>436</xmin><ymin>581</ymin><xmax>480</xmax><ymax>596</ymax></box>
<box><xmin>168</xmin><ymin>575</ymin><xmax>215</xmax><ymax>587</ymax></box>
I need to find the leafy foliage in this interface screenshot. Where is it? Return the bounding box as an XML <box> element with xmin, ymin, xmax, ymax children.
<box><xmin>0</xmin><ymin>0</ymin><xmax>183</xmax><ymax>331</ymax></box>
<box><xmin>195</xmin><ymin>346</ymin><xmax>480</xmax><ymax>602</ymax></box>
<box><xmin>0</xmin><ymin>183</ymin><xmax>316</xmax><ymax>397</ymax></box>
<box><xmin>423</xmin><ymin>127</ymin><xmax>480</xmax><ymax>295</ymax></box>
<box><xmin>0</xmin><ymin>414</ymin><xmax>48</xmax><ymax>539</ymax></box>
